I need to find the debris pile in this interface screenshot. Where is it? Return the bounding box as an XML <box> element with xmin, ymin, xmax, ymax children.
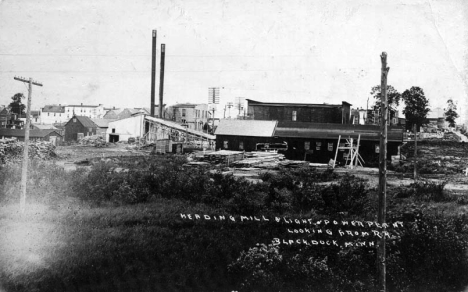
<box><xmin>0</xmin><ymin>138</ymin><xmax>57</xmax><ymax>163</ymax></box>
<box><xmin>78</xmin><ymin>135</ymin><xmax>108</xmax><ymax>147</ymax></box>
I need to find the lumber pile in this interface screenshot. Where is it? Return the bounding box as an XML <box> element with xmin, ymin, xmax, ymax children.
<box><xmin>0</xmin><ymin>138</ymin><xmax>57</xmax><ymax>163</ymax></box>
<box><xmin>78</xmin><ymin>135</ymin><xmax>108</xmax><ymax>147</ymax></box>
<box><xmin>231</xmin><ymin>151</ymin><xmax>285</xmax><ymax>168</ymax></box>
<box><xmin>200</xmin><ymin>150</ymin><xmax>245</xmax><ymax>164</ymax></box>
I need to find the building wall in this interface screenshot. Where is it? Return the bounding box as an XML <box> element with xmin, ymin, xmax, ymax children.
<box><xmin>64</xmin><ymin>118</ymin><xmax>97</xmax><ymax>141</ymax></box>
<box><xmin>171</xmin><ymin>104</ymin><xmax>209</xmax><ymax>131</ymax></box>
<box><xmin>0</xmin><ymin>109</ymin><xmax>9</xmax><ymax>128</ymax></box>
<box><xmin>247</xmin><ymin>104</ymin><xmax>347</xmax><ymax>123</ymax></box>
<box><xmin>215</xmin><ymin>135</ymin><xmax>273</xmax><ymax>151</ymax></box>
<box><xmin>106</xmin><ymin>115</ymin><xmax>145</xmax><ymax>142</ymax></box>
<box><xmin>65</xmin><ymin>105</ymin><xmax>106</xmax><ymax>119</ymax></box>
<box><xmin>215</xmin><ymin>135</ymin><xmax>400</xmax><ymax>166</ymax></box>
<box><xmin>40</xmin><ymin>110</ymin><xmax>68</xmax><ymax>124</ymax></box>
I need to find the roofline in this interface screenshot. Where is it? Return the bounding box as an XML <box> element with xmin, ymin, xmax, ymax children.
<box><xmin>246</xmin><ymin>99</ymin><xmax>351</xmax><ymax>107</ymax></box>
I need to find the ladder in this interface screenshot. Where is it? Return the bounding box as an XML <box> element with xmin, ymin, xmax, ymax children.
<box><xmin>332</xmin><ymin>134</ymin><xmax>364</xmax><ymax>169</ymax></box>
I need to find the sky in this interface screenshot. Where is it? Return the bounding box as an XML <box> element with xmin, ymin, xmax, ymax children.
<box><xmin>0</xmin><ymin>0</ymin><xmax>467</xmax><ymax>122</ymax></box>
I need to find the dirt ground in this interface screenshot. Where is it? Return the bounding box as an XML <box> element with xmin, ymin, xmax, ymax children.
<box><xmin>52</xmin><ymin>141</ymin><xmax>468</xmax><ymax>194</ymax></box>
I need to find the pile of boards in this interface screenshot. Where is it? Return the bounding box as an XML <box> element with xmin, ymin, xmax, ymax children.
<box><xmin>78</xmin><ymin>135</ymin><xmax>108</xmax><ymax>147</ymax></box>
<box><xmin>0</xmin><ymin>138</ymin><xmax>56</xmax><ymax>163</ymax></box>
<box><xmin>190</xmin><ymin>150</ymin><xmax>308</xmax><ymax>169</ymax></box>
<box><xmin>233</xmin><ymin>152</ymin><xmax>307</xmax><ymax>169</ymax></box>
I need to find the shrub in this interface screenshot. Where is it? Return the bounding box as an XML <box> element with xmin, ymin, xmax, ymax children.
<box><xmin>400</xmin><ymin>180</ymin><xmax>452</xmax><ymax>202</ymax></box>
<box><xmin>387</xmin><ymin>212</ymin><xmax>468</xmax><ymax>292</ymax></box>
<box><xmin>228</xmin><ymin>243</ymin><xmax>284</xmax><ymax>292</ymax></box>
<box><xmin>320</xmin><ymin>174</ymin><xmax>373</xmax><ymax>217</ymax></box>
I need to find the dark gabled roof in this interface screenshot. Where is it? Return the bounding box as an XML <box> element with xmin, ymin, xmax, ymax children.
<box><xmin>42</xmin><ymin>105</ymin><xmax>65</xmax><ymax>113</ymax></box>
<box><xmin>247</xmin><ymin>99</ymin><xmax>351</xmax><ymax>108</ymax></box>
<box><xmin>215</xmin><ymin>120</ymin><xmax>277</xmax><ymax>137</ymax></box>
<box><xmin>64</xmin><ymin>115</ymin><xmax>98</xmax><ymax>128</ymax></box>
<box><xmin>0</xmin><ymin>128</ymin><xmax>62</xmax><ymax>138</ymax></box>
<box><xmin>274</xmin><ymin>122</ymin><xmax>403</xmax><ymax>142</ymax></box>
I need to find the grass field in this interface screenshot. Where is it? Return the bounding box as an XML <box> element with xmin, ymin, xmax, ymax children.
<box><xmin>0</xmin><ymin>150</ymin><xmax>468</xmax><ymax>292</ymax></box>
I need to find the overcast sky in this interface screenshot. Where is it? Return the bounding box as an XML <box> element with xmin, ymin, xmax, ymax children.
<box><xmin>1</xmin><ymin>0</ymin><xmax>467</xmax><ymax>122</ymax></box>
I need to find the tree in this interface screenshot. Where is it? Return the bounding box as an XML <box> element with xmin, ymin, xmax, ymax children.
<box><xmin>8</xmin><ymin>93</ymin><xmax>26</xmax><ymax>115</ymax></box>
<box><xmin>402</xmin><ymin>87</ymin><xmax>430</xmax><ymax>131</ymax></box>
<box><xmin>444</xmin><ymin>99</ymin><xmax>459</xmax><ymax>128</ymax></box>
<box><xmin>370</xmin><ymin>84</ymin><xmax>402</xmax><ymax>109</ymax></box>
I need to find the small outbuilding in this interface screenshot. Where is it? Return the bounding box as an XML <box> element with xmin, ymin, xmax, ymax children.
<box><xmin>0</xmin><ymin>128</ymin><xmax>63</xmax><ymax>145</ymax></box>
<box><xmin>64</xmin><ymin>115</ymin><xmax>98</xmax><ymax>141</ymax></box>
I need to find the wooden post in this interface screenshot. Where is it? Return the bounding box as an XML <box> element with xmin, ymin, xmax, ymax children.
<box><xmin>378</xmin><ymin>52</ymin><xmax>390</xmax><ymax>292</ymax></box>
<box><xmin>414</xmin><ymin>123</ymin><xmax>417</xmax><ymax>180</ymax></box>
<box><xmin>14</xmin><ymin>76</ymin><xmax>43</xmax><ymax>213</ymax></box>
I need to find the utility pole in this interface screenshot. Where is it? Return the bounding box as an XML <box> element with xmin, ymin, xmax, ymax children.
<box><xmin>378</xmin><ymin>52</ymin><xmax>389</xmax><ymax>292</ymax></box>
<box><xmin>14</xmin><ymin>76</ymin><xmax>43</xmax><ymax>213</ymax></box>
<box><xmin>414</xmin><ymin>123</ymin><xmax>418</xmax><ymax>180</ymax></box>
<box><xmin>151</xmin><ymin>30</ymin><xmax>157</xmax><ymax>117</ymax></box>
<box><xmin>159</xmin><ymin>44</ymin><xmax>165</xmax><ymax>119</ymax></box>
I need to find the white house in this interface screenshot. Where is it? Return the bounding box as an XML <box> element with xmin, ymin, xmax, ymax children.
<box><xmin>41</xmin><ymin>103</ymin><xmax>108</xmax><ymax>124</ymax></box>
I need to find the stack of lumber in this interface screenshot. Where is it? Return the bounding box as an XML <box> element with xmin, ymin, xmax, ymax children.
<box><xmin>201</xmin><ymin>150</ymin><xmax>245</xmax><ymax>164</ymax></box>
<box><xmin>0</xmin><ymin>138</ymin><xmax>56</xmax><ymax>163</ymax></box>
<box><xmin>232</xmin><ymin>151</ymin><xmax>285</xmax><ymax>168</ymax></box>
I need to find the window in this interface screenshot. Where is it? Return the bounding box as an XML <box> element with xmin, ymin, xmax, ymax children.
<box><xmin>292</xmin><ymin>111</ymin><xmax>297</xmax><ymax>121</ymax></box>
<box><xmin>328</xmin><ymin>143</ymin><xmax>333</xmax><ymax>151</ymax></box>
<box><xmin>375</xmin><ymin>145</ymin><xmax>380</xmax><ymax>153</ymax></box>
<box><xmin>316</xmin><ymin>141</ymin><xmax>321</xmax><ymax>151</ymax></box>
<box><xmin>239</xmin><ymin>141</ymin><xmax>244</xmax><ymax>150</ymax></box>
<box><xmin>223</xmin><ymin>140</ymin><xmax>228</xmax><ymax>149</ymax></box>
<box><xmin>182</xmin><ymin>109</ymin><xmax>186</xmax><ymax>117</ymax></box>
<box><xmin>112</xmin><ymin>128</ymin><xmax>115</xmax><ymax>133</ymax></box>
<box><xmin>304</xmin><ymin>141</ymin><xmax>310</xmax><ymax>150</ymax></box>
<box><xmin>73</xmin><ymin>118</ymin><xmax>76</xmax><ymax>122</ymax></box>
<box><xmin>48</xmin><ymin>113</ymin><xmax>50</xmax><ymax>116</ymax></box>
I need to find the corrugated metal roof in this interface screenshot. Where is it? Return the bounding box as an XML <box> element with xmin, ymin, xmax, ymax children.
<box><xmin>274</xmin><ymin>122</ymin><xmax>403</xmax><ymax>142</ymax></box>
<box><xmin>0</xmin><ymin>128</ymin><xmax>62</xmax><ymax>138</ymax></box>
<box><xmin>145</xmin><ymin>116</ymin><xmax>216</xmax><ymax>140</ymax></box>
<box><xmin>215</xmin><ymin>120</ymin><xmax>277</xmax><ymax>137</ymax></box>
<box><xmin>91</xmin><ymin>118</ymin><xmax>116</xmax><ymax>128</ymax></box>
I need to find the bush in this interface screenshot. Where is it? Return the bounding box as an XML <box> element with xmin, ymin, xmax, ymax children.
<box><xmin>394</xmin><ymin>180</ymin><xmax>452</xmax><ymax>202</ymax></box>
<box><xmin>387</xmin><ymin>212</ymin><xmax>468</xmax><ymax>292</ymax></box>
<box><xmin>320</xmin><ymin>174</ymin><xmax>373</xmax><ymax>217</ymax></box>
<box><xmin>0</xmin><ymin>160</ymin><xmax>76</xmax><ymax>205</ymax></box>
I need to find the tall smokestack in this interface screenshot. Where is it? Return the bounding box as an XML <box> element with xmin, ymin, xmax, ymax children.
<box><xmin>151</xmin><ymin>30</ymin><xmax>157</xmax><ymax>117</ymax></box>
<box><xmin>159</xmin><ymin>44</ymin><xmax>165</xmax><ymax>119</ymax></box>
